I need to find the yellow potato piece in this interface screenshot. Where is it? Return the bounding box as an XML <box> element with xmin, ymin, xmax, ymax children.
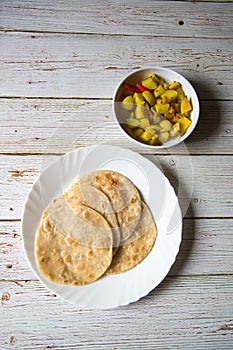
<box><xmin>181</xmin><ymin>96</ymin><xmax>192</xmax><ymax>114</ymax></box>
<box><xmin>142</xmin><ymin>91</ymin><xmax>156</xmax><ymax>106</ymax></box>
<box><xmin>129</xmin><ymin>111</ymin><xmax>135</xmax><ymax>118</ymax></box>
<box><xmin>133</xmin><ymin>92</ymin><xmax>145</xmax><ymax>106</ymax></box>
<box><xmin>154</xmin><ymin>85</ymin><xmax>165</xmax><ymax>97</ymax></box>
<box><xmin>177</xmin><ymin>116</ymin><xmax>192</xmax><ymax>135</ymax></box>
<box><xmin>152</xmin><ymin>125</ymin><xmax>161</xmax><ymax>131</ymax></box>
<box><xmin>133</xmin><ymin>127</ymin><xmax>144</xmax><ymax>137</ymax></box>
<box><xmin>135</xmin><ymin>105</ymin><xmax>150</xmax><ymax>119</ymax></box>
<box><xmin>173</xmin><ymin>122</ymin><xmax>180</xmax><ymax>133</ymax></box>
<box><xmin>149</xmin><ymin>73</ymin><xmax>161</xmax><ymax>83</ymax></box>
<box><xmin>140</xmin><ymin>131</ymin><xmax>154</xmax><ymax>142</ymax></box>
<box><xmin>142</xmin><ymin>77</ymin><xmax>158</xmax><ymax>89</ymax></box>
<box><xmin>155</xmin><ymin>103</ymin><xmax>170</xmax><ymax>114</ymax></box>
<box><xmin>122</xmin><ymin>95</ymin><xmax>134</xmax><ymax>110</ymax></box>
<box><xmin>149</xmin><ymin>135</ymin><xmax>160</xmax><ymax>145</ymax></box>
<box><xmin>159</xmin><ymin>131</ymin><xmax>169</xmax><ymax>143</ymax></box>
<box><xmin>152</xmin><ymin>114</ymin><xmax>161</xmax><ymax>124</ymax></box>
<box><xmin>145</xmin><ymin>126</ymin><xmax>156</xmax><ymax>134</ymax></box>
<box><xmin>176</xmin><ymin>87</ymin><xmax>185</xmax><ymax>101</ymax></box>
<box><xmin>161</xmin><ymin>95</ymin><xmax>169</xmax><ymax>104</ymax></box>
<box><xmin>161</xmin><ymin>90</ymin><xmax>178</xmax><ymax>102</ymax></box>
<box><xmin>138</xmin><ymin>118</ymin><xmax>150</xmax><ymax>129</ymax></box>
<box><xmin>169</xmin><ymin>81</ymin><xmax>180</xmax><ymax>90</ymax></box>
<box><xmin>170</xmin><ymin>127</ymin><xmax>179</xmax><ymax>138</ymax></box>
<box><xmin>160</xmin><ymin>120</ymin><xmax>172</xmax><ymax>131</ymax></box>
<box><xmin>127</xmin><ymin>118</ymin><xmax>139</xmax><ymax>128</ymax></box>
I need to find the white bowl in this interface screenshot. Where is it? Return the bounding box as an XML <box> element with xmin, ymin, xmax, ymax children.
<box><xmin>112</xmin><ymin>67</ymin><xmax>200</xmax><ymax>149</ymax></box>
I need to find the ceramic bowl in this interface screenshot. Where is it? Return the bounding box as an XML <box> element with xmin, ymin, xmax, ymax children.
<box><xmin>112</xmin><ymin>67</ymin><xmax>200</xmax><ymax>148</ymax></box>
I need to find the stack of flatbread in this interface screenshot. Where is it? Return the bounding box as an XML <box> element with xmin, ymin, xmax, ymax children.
<box><xmin>35</xmin><ymin>170</ymin><xmax>157</xmax><ymax>286</ymax></box>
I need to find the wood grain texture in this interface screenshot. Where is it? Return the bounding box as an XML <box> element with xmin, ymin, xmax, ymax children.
<box><xmin>1</xmin><ymin>154</ymin><xmax>233</xmax><ymax>220</ymax></box>
<box><xmin>1</xmin><ymin>0</ymin><xmax>233</xmax><ymax>39</ymax></box>
<box><xmin>0</xmin><ymin>33</ymin><xmax>232</xmax><ymax>98</ymax></box>
<box><xmin>1</xmin><ymin>276</ymin><xmax>233</xmax><ymax>349</ymax></box>
<box><xmin>0</xmin><ymin>98</ymin><xmax>233</xmax><ymax>155</ymax></box>
<box><xmin>0</xmin><ymin>1</ymin><xmax>232</xmax><ymax>348</ymax></box>
<box><xmin>1</xmin><ymin>219</ymin><xmax>233</xmax><ymax>280</ymax></box>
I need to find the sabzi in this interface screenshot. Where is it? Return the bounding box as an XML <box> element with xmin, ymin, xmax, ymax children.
<box><xmin>121</xmin><ymin>74</ymin><xmax>193</xmax><ymax>145</ymax></box>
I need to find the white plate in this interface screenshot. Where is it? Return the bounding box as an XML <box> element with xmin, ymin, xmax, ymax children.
<box><xmin>22</xmin><ymin>145</ymin><xmax>182</xmax><ymax>309</ymax></box>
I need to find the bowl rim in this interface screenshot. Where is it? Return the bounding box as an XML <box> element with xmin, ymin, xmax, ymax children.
<box><xmin>112</xmin><ymin>66</ymin><xmax>200</xmax><ymax>149</ymax></box>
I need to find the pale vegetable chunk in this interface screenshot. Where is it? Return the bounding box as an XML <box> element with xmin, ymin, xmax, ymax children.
<box><xmin>127</xmin><ymin>118</ymin><xmax>139</xmax><ymax>128</ymax></box>
<box><xmin>160</xmin><ymin>120</ymin><xmax>172</xmax><ymax>131</ymax></box>
<box><xmin>135</xmin><ymin>105</ymin><xmax>149</xmax><ymax>119</ymax></box>
<box><xmin>159</xmin><ymin>131</ymin><xmax>169</xmax><ymax>143</ymax></box>
<box><xmin>138</xmin><ymin>118</ymin><xmax>150</xmax><ymax>129</ymax></box>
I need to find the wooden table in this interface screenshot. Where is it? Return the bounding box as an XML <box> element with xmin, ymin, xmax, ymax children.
<box><xmin>1</xmin><ymin>1</ymin><xmax>233</xmax><ymax>348</ymax></box>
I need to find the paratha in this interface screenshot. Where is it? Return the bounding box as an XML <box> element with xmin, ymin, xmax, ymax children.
<box><xmin>106</xmin><ymin>202</ymin><xmax>157</xmax><ymax>275</ymax></box>
<box><xmin>35</xmin><ymin>170</ymin><xmax>158</xmax><ymax>287</ymax></box>
<box><xmin>77</xmin><ymin>170</ymin><xmax>142</xmax><ymax>243</ymax></box>
<box><xmin>35</xmin><ymin>195</ymin><xmax>113</xmax><ymax>285</ymax></box>
<box><xmin>64</xmin><ymin>182</ymin><xmax>121</xmax><ymax>252</ymax></box>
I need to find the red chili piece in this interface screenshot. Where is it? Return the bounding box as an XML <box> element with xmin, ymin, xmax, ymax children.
<box><xmin>123</xmin><ymin>83</ymin><xmax>140</xmax><ymax>93</ymax></box>
<box><xmin>136</xmin><ymin>83</ymin><xmax>150</xmax><ymax>92</ymax></box>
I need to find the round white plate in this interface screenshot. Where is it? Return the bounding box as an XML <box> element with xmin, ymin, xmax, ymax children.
<box><xmin>22</xmin><ymin>145</ymin><xmax>182</xmax><ymax>309</ymax></box>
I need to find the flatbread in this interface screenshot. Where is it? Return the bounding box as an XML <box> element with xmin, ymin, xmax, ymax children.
<box><xmin>106</xmin><ymin>202</ymin><xmax>157</xmax><ymax>275</ymax></box>
<box><xmin>35</xmin><ymin>195</ymin><xmax>113</xmax><ymax>285</ymax></box>
<box><xmin>64</xmin><ymin>182</ymin><xmax>121</xmax><ymax>252</ymax></box>
<box><xmin>35</xmin><ymin>170</ymin><xmax>158</xmax><ymax>287</ymax></box>
<box><xmin>77</xmin><ymin>170</ymin><xmax>142</xmax><ymax>243</ymax></box>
